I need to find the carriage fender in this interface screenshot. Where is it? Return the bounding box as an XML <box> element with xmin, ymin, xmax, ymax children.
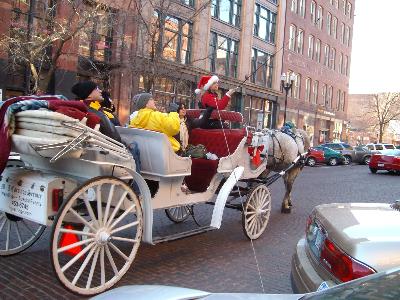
<box><xmin>210</xmin><ymin>166</ymin><xmax>244</xmax><ymax>229</ymax></box>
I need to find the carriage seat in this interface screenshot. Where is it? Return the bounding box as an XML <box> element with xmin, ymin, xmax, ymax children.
<box><xmin>184</xmin><ymin>128</ymin><xmax>246</xmax><ymax>192</ymax></box>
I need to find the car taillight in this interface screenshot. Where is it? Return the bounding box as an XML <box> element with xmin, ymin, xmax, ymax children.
<box><xmin>306</xmin><ymin>215</ymin><xmax>313</xmax><ymax>234</ymax></box>
<box><xmin>52</xmin><ymin>189</ymin><xmax>64</xmax><ymax>212</ymax></box>
<box><xmin>320</xmin><ymin>238</ymin><xmax>376</xmax><ymax>282</ymax></box>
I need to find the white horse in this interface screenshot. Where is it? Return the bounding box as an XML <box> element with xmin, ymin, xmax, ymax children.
<box><xmin>251</xmin><ymin>128</ymin><xmax>311</xmax><ymax>213</ymax></box>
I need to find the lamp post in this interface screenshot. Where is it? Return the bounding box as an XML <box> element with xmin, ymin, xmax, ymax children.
<box><xmin>281</xmin><ymin>72</ymin><xmax>296</xmax><ymax>125</ymax></box>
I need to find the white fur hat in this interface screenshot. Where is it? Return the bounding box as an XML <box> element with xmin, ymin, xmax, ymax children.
<box><xmin>194</xmin><ymin>75</ymin><xmax>219</xmax><ymax>94</ymax></box>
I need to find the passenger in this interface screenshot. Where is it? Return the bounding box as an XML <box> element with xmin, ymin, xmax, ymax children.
<box><xmin>129</xmin><ymin>93</ymin><xmax>181</xmax><ymax>152</ymax></box>
<box><xmin>71</xmin><ymin>81</ymin><xmax>121</xmax><ymax>142</ymax></box>
<box><xmin>100</xmin><ymin>91</ymin><xmax>121</xmax><ymax>126</ymax></box>
<box><xmin>175</xmin><ymin>102</ymin><xmax>213</xmax><ymax>152</ymax></box>
<box><xmin>194</xmin><ymin>75</ymin><xmax>237</xmax><ymax>129</ymax></box>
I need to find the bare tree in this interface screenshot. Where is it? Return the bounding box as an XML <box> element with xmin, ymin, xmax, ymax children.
<box><xmin>362</xmin><ymin>93</ymin><xmax>400</xmax><ymax>142</ymax></box>
<box><xmin>0</xmin><ymin>0</ymin><xmax>113</xmax><ymax>94</ymax></box>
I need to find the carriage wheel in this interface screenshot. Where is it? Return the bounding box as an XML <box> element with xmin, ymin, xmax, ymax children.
<box><xmin>165</xmin><ymin>205</ymin><xmax>191</xmax><ymax>223</ymax></box>
<box><xmin>0</xmin><ymin>159</ymin><xmax>46</xmax><ymax>256</ymax></box>
<box><xmin>242</xmin><ymin>184</ymin><xmax>271</xmax><ymax>240</ymax></box>
<box><xmin>50</xmin><ymin>176</ymin><xmax>143</xmax><ymax>296</ymax></box>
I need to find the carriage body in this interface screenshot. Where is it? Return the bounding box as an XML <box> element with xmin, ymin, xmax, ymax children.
<box><xmin>0</xmin><ymin>107</ymin><xmax>273</xmax><ymax>295</ymax></box>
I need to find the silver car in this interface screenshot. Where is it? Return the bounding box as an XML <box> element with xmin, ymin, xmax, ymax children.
<box><xmin>291</xmin><ymin>201</ymin><xmax>400</xmax><ymax>293</ymax></box>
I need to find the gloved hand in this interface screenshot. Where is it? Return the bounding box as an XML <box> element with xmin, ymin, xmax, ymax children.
<box><xmin>167</xmin><ymin>102</ymin><xmax>179</xmax><ymax>113</ymax></box>
<box><xmin>226</xmin><ymin>87</ymin><xmax>239</xmax><ymax>97</ymax></box>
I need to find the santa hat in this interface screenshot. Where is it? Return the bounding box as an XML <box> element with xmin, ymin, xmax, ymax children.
<box><xmin>195</xmin><ymin>75</ymin><xmax>219</xmax><ymax>94</ymax></box>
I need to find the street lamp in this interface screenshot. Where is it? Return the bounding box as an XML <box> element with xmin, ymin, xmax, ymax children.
<box><xmin>281</xmin><ymin>72</ymin><xmax>296</xmax><ymax>124</ymax></box>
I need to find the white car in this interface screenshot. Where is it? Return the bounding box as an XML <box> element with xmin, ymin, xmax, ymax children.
<box><xmin>365</xmin><ymin>143</ymin><xmax>395</xmax><ymax>152</ymax></box>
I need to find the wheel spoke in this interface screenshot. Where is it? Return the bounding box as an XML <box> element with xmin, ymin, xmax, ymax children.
<box><xmin>246</xmin><ymin>213</ymin><xmax>257</xmax><ymax>222</ymax></box>
<box><xmin>109</xmin><ymin>242</ymin><xmax>129</xmax><ymax>261</ymax></box>
<box><xmin>72</xmin><ymin>245</ymin><xmax>97</xmax><ymax>286</ymax></box>
<box><xmin>247</xmin><ymin>203</ymin><xmax>256</xmax><ymax>211</ymax></box>
<box><xmin>105</xmin><ymin>245</ymin><xmax>118</xmax><ymax>276</ymax></box>
<box><xmin>86</xmin><ymin>247</ymin><xmax>100</xmax><ymax>289</ymax></box>
<box><xmin>61</xmin><ymin>242</ymin><xmax>95</xmax><ymax>273</ymax></box>
<box><xmin>96</xmin><ymin>185</ymin><xmax>103</xmax><ymax>227</ymax></box>
<box><xmin>109</xmin><ymin>204</ymin><xmax>136</xmax><ymax>231</ymax></box>
<box><xmin>6</xmin><ymin>221</ymin><xmax>11</xmax><ymax>251</ymax></box>
<box><xmin>111</xmin><ymin>236</ymin><xmax>138</xmax><ymax>243</ymax></box>
<box><xmin>83</xmin><ymin>196</ymin><xmax>99</xmax><ymax>229</ymax></box>
<box><xmin>248</xmin><ymin>217</ymin><xmax>256</xmax><ymax>233</ymax></box>
<box><xmin>59</xmin><ymin>228</ymin><xmax>96</xmax><ymax>237</ymax></box>
<box><xmin>0</xmin><ymin>218</ymin><xmax>6</xmax><ymax>233</ymax></box>
<box><xmin>68</xmin><ymin>208</ymin><xmax>97</xmax><ymax>232</ymax></box>
<box><xmin>103</xmin><ymin>184</ymin><xmax>115</xmax><ymax>225</ymax></box>
<box><xmin>21</xmin><ymin>220</ymin><xmax>35</xmax><ymax>236</ymax></box>
<box><xmin>100</xmin><ymin>246</ymin><xmax>105</xmax><ymax>285</ymax></box>
<box><xmin>110</xmin><ymin>221</ymin><xmax>139</xmax><ymax>235</ymax></box>
<box><xmin>106</xmin><ymin>190</ymin><xmax>128</xmax><ymax>228</ymax></box>
<box><xmin>58</xmin><ymin>238</ymin><xmax>95</xmax><ymax>254</ymax></box>
<box><xmin>15</xmin><ymin>222</ymin><xmax>23</xmax><ymax>247</ymax></box>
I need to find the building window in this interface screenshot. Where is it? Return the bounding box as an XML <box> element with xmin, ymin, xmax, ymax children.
<box><xmin>315</xmin><ymin>39</ymin><xmax>321</xmax><ymax>62</ymax></box>
<box><xmin>336</xmin><ymin>89</ymin><xmax>341</xmax><ymax>110</ymax></box>
<box><xmin>341</xmin><ymin>91</ymin><xmax>346</xmax><ymax>111</ymax></box>
<box><xmin>330</xmin><ymin>48</ymin><xmax>336</xmax><ymax>70</ymax></box>
<box><xmin>340</xmin><ymin>22</ymin><xmax>345</xmax><ymax>44</ymax></box>
<box><xmin>305</xmin><ymin>78</ymin><xmax>311</xmax><ymax>102</ymax></box>
<box><xmin>344</xmin><ymin>55</ymin><xmax>348</xmax><ymax>76</ymax></box>
<box><xmin>332</xmin><ymin>17</ymin><xmax>338</xmax><ymax>38</ymax></box>
<box><xmin>310</xmin><ymin>1</ymin><xmax>316</xmax><ymax>25</ymax></box>
<box><xmin>299</xmin><ymin>0</ymin><xmax>305</xmax><ymax>17</ymax></box>
<box><xmin>308</xmin><ymin>35</ymin><xmax>314</xmax><ymax>59</ymax></box>
<box><xmin>297</xmin><ymin>29</ymin><xmax>304</xmax><ymax>54</ymax></box>
<box><xmin>181</xmin><ymin>0</ymin><xmax>194</xmax><ymax>7</ymax></box>
<box><xmin>211</xmin><ymin>0</ymin><xmax>241</xmax><ymax>27</ymax></box>
<box><xmin>291</xmin><ymin>0</ymin><xmax>297</xmax><ymax>13</ymax></box>
<box><xmin>342</xmin><ymin>0</ymin><xmax>346</xmax><ymax>15</ymax></box>
<box><xmin>345</xmin><ymin>26</ymin><xmax>351</xmax><ymax>46</ymax></box>
<box><xmin>251</xmin><ymin>48</ymin><xmax>274</xmax><ymax>88</ymax></box>
<box><xmin>327</xmin><ymin>13</ymin><xmax>332</xmax><ymax>35</ymax></box>
<box><xmin>335</xmin><ymin>0</ymin><xmax>339</xmax><ymax>9</ymax></box>
<box><xmin>312</xmin><ymin>80</ymin><xmax>319</xmax><ymax>104</ymax></box>
<box><xmin>322</xmin><ymin>84</ymin><xmax>327</xmax><ymax>106</ymax></box>
<box><xmin>338</xmin><ymin>52</ymin><xmax>343</xmax><ymax>74</ymax></box>
<box><xmin>323</xmin><ymin>44</ymin><xmax>330</xmax><ymax>67</ymax></box>
<box><xmin>209</xmin><ymin>32</ymin><xmax>238</xmax><ymax>78</ymax></box>
<box><xmin>317</xmin><ymin>5</ymin><xmax>323</xmax><ymax>29</ymax></box>
<box><xmin>254</xmin><ymin>4</ymin><xmax>277</xmax><ymax>44</ymax></box>
<box><xmin>289</xmin><ymin>72</ymin><xmax>301</xmax><ymax>99</ymax></box>
<box><xmin>347</xmin><ymin>1</ymin><xmax>352</xmax><ymax>18</ymax></box>
<box><xmin>78</xmin><ymin>10</ymin><xmax>114</xmax><ymax>63</ymax></box>
<box><xmin>327</xmin><ymin>86</ymin><xmax>333</xmax><ymax>108</ymax></box>
<box><xmin>289</xmin><ymin>24</ymin><xmax>296</xmax><ymax>51</ymax></box>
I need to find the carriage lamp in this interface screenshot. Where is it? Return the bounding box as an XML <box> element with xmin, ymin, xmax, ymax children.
<box><xmin>281</xmin><ymin>72</ymin><xmax>296</xmax><ymax>125</ymax></box>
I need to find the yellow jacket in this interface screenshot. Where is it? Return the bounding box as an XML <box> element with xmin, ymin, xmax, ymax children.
<box><xmin>89</xmin><ymin>101</ymin><xmax>115</xmax><ymax>120</ymax></box>
<box><xmin>130</xmin><ymin>108</ymin><xmax>181</xmax><ymax>152</ymax></box>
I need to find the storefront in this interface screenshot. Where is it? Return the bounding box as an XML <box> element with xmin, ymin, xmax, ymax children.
<box><xmin>243</xmin><ymin>95</ymin><xmax>274</xmax><ymax>130</ymax></box>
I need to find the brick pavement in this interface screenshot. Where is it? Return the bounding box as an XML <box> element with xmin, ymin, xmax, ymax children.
<box><xmin>1</xmin><ymin>165</ymin><xmax>399</xmax><ymax>299</ymax></box>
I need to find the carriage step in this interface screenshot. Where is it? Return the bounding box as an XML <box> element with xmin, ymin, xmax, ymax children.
<box><xmin>152</xmin><ymin>226</ymin><xmax>214</xmax><ymax>244</ymax></box>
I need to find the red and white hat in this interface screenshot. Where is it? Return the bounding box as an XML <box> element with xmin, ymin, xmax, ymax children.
<box><xmin>194</xmin><ymin>75</ymin><xmax>219</xmax><ymax>94</ymax></box>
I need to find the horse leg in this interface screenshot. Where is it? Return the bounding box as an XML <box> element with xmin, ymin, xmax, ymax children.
<box><xmin>281</xmin><ymin>166</ymin><xmax>302</xmax><ymax>214</ymax></box>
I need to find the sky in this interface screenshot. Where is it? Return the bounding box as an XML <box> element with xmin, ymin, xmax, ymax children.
<box><xmin>349</xmin><ymin>0</ymin><xmax>400</xmax><ymax>94</ymax></box>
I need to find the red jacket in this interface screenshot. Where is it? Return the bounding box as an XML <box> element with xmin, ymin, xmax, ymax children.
<box><xmin>201</xmin><ymin>91</ymin><xmax>230</xmax><ymax>110</ymax></box>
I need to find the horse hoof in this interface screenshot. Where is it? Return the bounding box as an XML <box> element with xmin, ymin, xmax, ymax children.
<box><xmin>281</xmin><ymin>205</ymin><xmax>292</xmax><ymax>214</ymax></box>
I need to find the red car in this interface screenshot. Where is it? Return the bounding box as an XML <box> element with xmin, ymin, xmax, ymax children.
<box><xmin>369</xmin><ymin>149</ymin><xmax>400</xmax><ymax>174</ymax></box>
<box><xmin>305</xmin><ymin>147</ymin><xmax>325</xmax><ymax>167</ymax></box>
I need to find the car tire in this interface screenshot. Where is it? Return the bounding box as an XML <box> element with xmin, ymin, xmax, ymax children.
<box><xmin>370</xmin><ymin>167</ymin><xmax>377</xmax><ymax>174</ymax></box>
<box><xmin>306</xmin><ymin>157</ymin><xmax>316</xmax><ymax>167</ymax></box>
<box><xmin>328</xmin><ymin>158</ymin><xmax>338</xmax><ymax>166</ymax></box>
<box><xmin>343</xmin><ymin>155</ymin><xmax>352</xmax><ymax>165</ymax></box>
<box><xmin>363</xmin><ymin>156</ymin><xmax>371</xmax><ymax>165</ymax></box>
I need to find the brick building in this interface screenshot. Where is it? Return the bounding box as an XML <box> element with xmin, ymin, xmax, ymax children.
<box><xmin>0</xmin><ymin>0</ymin><xmax>289</xmax><ymax>126</ymax></box>
<box><xmin>281</xmin><ymin>0</ymin><xmax>354</xmax><ymax>145</ymax></box>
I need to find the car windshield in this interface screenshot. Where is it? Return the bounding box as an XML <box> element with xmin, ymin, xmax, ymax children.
<box><xmin>301</xmin><ymin>268</ymin><xmax>400</xmax><ymax>300</ymax></box>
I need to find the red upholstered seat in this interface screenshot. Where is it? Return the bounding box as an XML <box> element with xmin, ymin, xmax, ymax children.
<box><xmin>186</xmin><ymin>109</ymin><xmax>243</xmax><ymax>123</ymax></box>
<box><xmin>184</xmin><ymin>128</ymin><xmax>246</xmax><ymax>192</ymax></box>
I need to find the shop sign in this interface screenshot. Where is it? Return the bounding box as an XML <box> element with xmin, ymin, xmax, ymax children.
<box><xmin>317</xmin><ymin>108</ymin><xmax>335</xmax><ymax>117</ymax></box>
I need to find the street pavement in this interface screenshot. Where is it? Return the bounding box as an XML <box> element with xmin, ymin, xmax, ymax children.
<box><xmin>1</xmin><ymin>164</ymin><xmax>400</xmax><ymax>299</ymax></box>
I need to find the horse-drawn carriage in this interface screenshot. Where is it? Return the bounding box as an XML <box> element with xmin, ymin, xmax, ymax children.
<box><xmin>0</xmin><ymin>103</ymin><xmax>304</xmax><ymax>295</ymax></box>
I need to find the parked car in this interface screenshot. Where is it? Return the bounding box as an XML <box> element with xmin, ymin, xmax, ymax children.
<box><xmin>366</xmin><ymin>143</ymin><xmax>396</xmax><ymax>152</ymax></box>
<box><xmin>313</xmin><ymin>146</ymin><xmax>344</xmax><ymax>166</ymax></box>
<box><xmin>353</xmin><ymin>145</ymin><xmax>373</xmax><ymax>165</ymax></box>
<box><xmin>305</xmin><ymin>148</ymin><xmax>325</xmax><ymax>167</ymax></box>
<box><xmin>369</xmin><ymin>149</ymin><xmax>400</xmax><ymax>174</ymax></box>
<box><xmin>93</xmin><ymin>267</ymin><xmax>400</xmax><ymax>299</ymax></box>
<box><xmin>395</xmin><ymin>145</ymin><xmax>400</xmax><ymax>150</ymax></box>
<box><xmin>319</xmin><ymin>143</ymin><xmax>355</xmax><ymax>165</ymax></box>
<box><xmin>291</xmin><ymin>201</ymin><xmax>400</xmax><ymax>293</ymax></box>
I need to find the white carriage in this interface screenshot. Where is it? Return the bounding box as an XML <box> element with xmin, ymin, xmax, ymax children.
<box><xmin>0</xmin><ymin>108</ymin><xmax>273</xmax><ymax>295</ymax></box>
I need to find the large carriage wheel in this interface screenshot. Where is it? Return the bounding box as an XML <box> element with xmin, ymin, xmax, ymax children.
<box><xmin>242</xmin><ymin>184</ymin><xmax>271</xmax><ymax>240</ymax></box>
<box><xmin>50</xmin><ymin>176</ymin><xmax>143</xmax><ymax>296</ymax></box>
<box><xmin>165</xmin><ymin>205</ymin><xmax>192</xmax><ymax>223</ymax></box>
<box><xmin>0</xmin><ymin>159</ymin><xmax>46</xmax><ymax>256</ymax></box>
